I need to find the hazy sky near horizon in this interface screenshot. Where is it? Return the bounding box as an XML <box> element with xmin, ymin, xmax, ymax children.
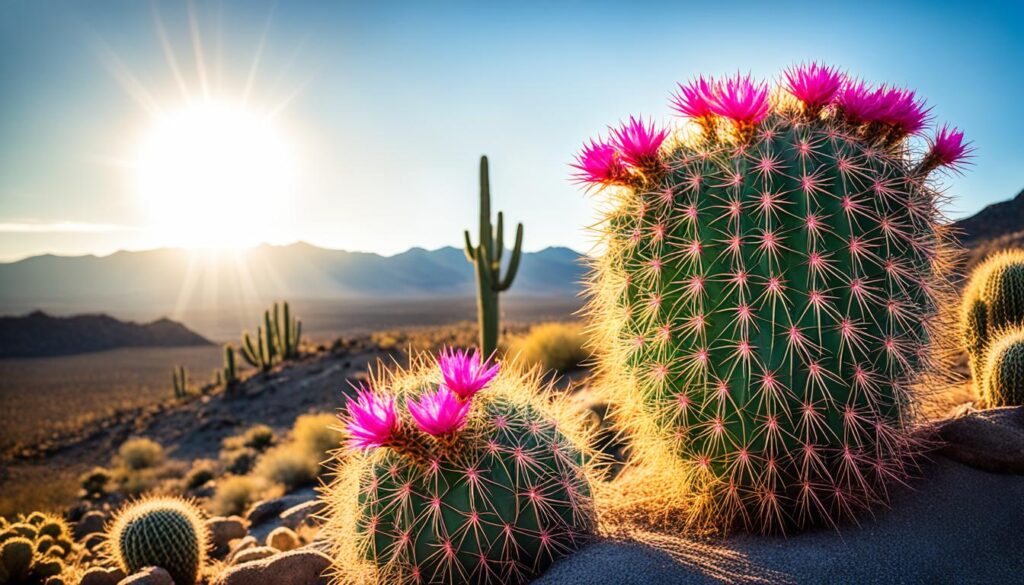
<box><xmin>1</xmin><ymin>0</ymin><xmax>1022</xmax><ymax>262</ymax></box>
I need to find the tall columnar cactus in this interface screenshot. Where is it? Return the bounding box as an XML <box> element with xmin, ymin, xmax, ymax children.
<box><xmin>222</xmin><ymin>344</ymin><xmax>238</xmax><ymax>387</ymax></box>
<box><xmin>961</xmin><ymin>249</ymin><xmax>1024</xmax><ymax>382</ymax></box>
<box><xmin>578</xmin><ymin>64</ymin><xmax>967</xmax><ymax>532</ymax></box>
<box><xmin>172</xmin><ymin>366</ymin><xmax>188</xmax><ymax>398</ymax></box>
<box><xmin>322</xmin><ymin>349</ymin><xmax>596</xmax><ymax>584</ymax></box>
<box><xmin>241</xmin><ymin>301</ymin><xmax>302</xmax><ymax>372</ymax></box>
<box><xmin>464</xmin><ymin>156</ymin><xmax>524</xmax><ymax>356</ymax></box>
<box><xmin>106</xmin><ymin>497</ymin><xmax>208</xmax><ymax>585</ymax></box>
<box><xmin>980</xmin><ymin>327</ymin><xmax>1024</xmax><ymax>407</ymax></box>
<box><xmin>271</xmin><ymin>301</ymin><xmax>302</xmax><ymax>359</ymax></box>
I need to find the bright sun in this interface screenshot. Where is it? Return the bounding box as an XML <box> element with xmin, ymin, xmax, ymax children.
<box><xmin>136</xmin><ymin>100</ymin><xmax>295</xmax><ymax>248</ymax></box>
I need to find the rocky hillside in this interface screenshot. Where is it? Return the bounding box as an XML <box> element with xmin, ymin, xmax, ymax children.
<box><xmin>0</xmin><ymin>310</ymin><xmax>211</xmax><ymax>357</ymax></box>
<box><xmin>954</xmin><ymin>188</ymin><xmax>1024</xmax><ymax>270</ymax></box>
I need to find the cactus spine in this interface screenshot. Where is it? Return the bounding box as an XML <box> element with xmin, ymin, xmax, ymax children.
<box><xmin>464</xmin><ymin>156</ymin><xmax>524</xmax><ymax>356</ymax></box>
<box><xmin>106</xmin><ymin>497</ymin><xmax>208</xmax><ymax>585</ymax></box>
<box><xmin>323</xmin><ymin>354</ymin><xmax>595</xmax><ymax>585</ymax></box>
<box><xmin>580</xmin><ymin>67</ymin><xmax>963</xmax><ymax>532</ymax></box>
<box><xmin>980</xmin><ymin>327</ymin><xmax>1024</xmax><ymax>407</ymax></box>
<box><xmin>961</xmin><ymin>249</ymin><xmax>1024</xmax><ymax>382</ymax></box>
<box><xmin>172</xmin><ymin>366</ymin><xmax>188</xmax><ymax>398</ymax></box>
<box><xmin>241</xmin><ymin>301</ymin><xmax>302</xmax><ymax>372</ymax></box>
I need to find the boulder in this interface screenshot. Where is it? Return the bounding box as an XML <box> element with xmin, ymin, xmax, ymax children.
<box><xmin>74</xmin><ymin>511</ymin><xmax>107</xmax><ymax>540</ymax></box>
<box><xmin>79</xmin><ymin>567</ymin><xmax>126</xmax><ymax>585</ymax></box>
<box><xmin>231</xmin><ymin>546</ymin><xmax>279</xmax><ymax>565</ymax></box>
<box><xmin>213</xmin><ymin>549</ymin><xmax>332</xmax><ymax>585</ymax></box>
<box><xmin>267</xmin><ymin>526</ymin><xmax>301</xmax><ymax>552</ymax></box>
<box><xmin>207</xmin><ymin>516</ymin><xmax>249</xmax><ymax>556</ymax></box>
<box><xmin>246</xmin><ymin>489</ymin><xmax>317</xmax><ymax>526</ymax></box>
<box><xmin>937</xmin><ymin>405</ymin><xmax>1024</xmax><ymax>473</ymax></box>
<box><xmin>280</xmin><ymin>500</ymin><xmax>325</xmax><ymax>530</ymax></box>
<box><xmin>117</xmin><ymin>567</ymin><xmax>174</xmax><ymax>585</ymax></box>
<box><xmin>225</xmin><ymin>536</ymin><xmax>258</xmax><ymax>564</ymax></box>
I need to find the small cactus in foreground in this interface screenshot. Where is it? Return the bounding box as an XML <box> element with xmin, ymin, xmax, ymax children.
<box><xmin>980</xmin><ymin>328</ymin><xmax>1024</xmax><ymax>407</ymax></box>
<box><xmin>961</xmin><ymin>249</ymin><xmax>1024</xmax><ymax>382</ymax></box>
<box><xmin>106</xmin><ymin>497</ymin><xmax>208</xmax><ymax>585</ymax></box>
<box><xmin>322</xmin><ymin>349</ymin><xmax>596</xmax><ymax>584</ymax></box>
<box><xmin>579</xmin><ymin>64</ymin><xmax>966</xmax><ymax>532</ymax></box>
<box><xmin>0</xmin><ymin>512</ymin><xmax>72</xmax><ymax>584</ymax></box>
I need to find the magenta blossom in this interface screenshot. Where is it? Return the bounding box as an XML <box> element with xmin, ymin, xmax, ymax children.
<box><xmin>407</xmin><ymin>385</ymin><xmax>472</xmax><ymax>436</ymax></box>
<box><xmin>930</xmin><ymin>124</ymin><xmax>972</xmax><ymax>169</ymax></box>
<box><xmin>876</xmin><ymin>87</ymin><xmax>930</xmax><ymax>134</ymax></box>
<box><xmin>837</xmin><ymin>81</ymin><xmax>884</xmax><ymax>123</ymax></box>
<box><xmin>706</xmin><ymin>73</ymin><xmax>770</xmax><ymax>126</ymax></box>
<box><xmin>783</xmin><ymin>63</ymin><xmax>845</xmax><ymax>112</ymax></box>
<box><xmin>343</xmin><ymin>385</ymin><xmax>398</xmax><ymax>450</ymax></box>
<box><xmin>610</xmin><ymin>116</ymin><xmax>668</xmax><ymax>169</ymax></box>
<box><xmin>670</xmin><ymin>76</ymin><xmax>716</xmax><ymax>119</ymax></box>
<box><xmin>572</xmin><ymin>139</ymin><xmax>627</xmax><ymax>185</ymax></box>
<box><xmin>437</xmin><ymin>347</ymin><xmax>499</xmax><ymax>401</ymax></box>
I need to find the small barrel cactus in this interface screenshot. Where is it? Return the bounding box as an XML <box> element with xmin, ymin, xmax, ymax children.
<box><xmin>106</xmin><ymin>498</ymin><xmax>208</xmax><ymax>585</ymax></box>
<box><xmin>323</xmin><ymin>348</ymin><xmax>597</xmax><ymax>584</ymax></box>
<box><xmin>980</xmin><ymin>327</ymin><xmax>1024</xmax><ymax>407</ymax></box>
<box><xmin>961</xmin><ymin>249</ymin><xmax>1024</xmax><ymax>382</ymax></box>
<box><xmin>0</xmin><ymin>536</ymin><xmax>64</xmax><ymax>584</ymax></box>
<box><xmin>578</xmin><ymin>64</ymin><xmax>967</xmax><ymax>532</ymax></box>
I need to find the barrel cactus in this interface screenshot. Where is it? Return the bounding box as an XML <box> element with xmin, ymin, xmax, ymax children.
<box><xmin>980</xmin><ymin>327</ymin><xmax>1024</xmax><ymax>407</ymax></box>
<box><xmin>323</xmin><ymin>348</ymin><xmax>597</xmax><ymax>584</ymax></box>
<box><xmin>106</xmin><ymin>498</ymin><xmax>208</xmax><ymax>585</ymax></box>
<box><xmin>578</xmin><ymin>64</ymin><xmax>967</xmax><ymax>532</ymax></box>
<box><xmin>961</xmin><ymin>249</ymin><xmax>1024</xmax><ymax>382</ymax></box>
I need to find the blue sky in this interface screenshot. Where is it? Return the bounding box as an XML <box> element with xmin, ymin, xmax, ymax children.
<box><xmin>0</xmin><ymin>0</ymin><xmax>1021</xmax><ymax>261</ymax></box>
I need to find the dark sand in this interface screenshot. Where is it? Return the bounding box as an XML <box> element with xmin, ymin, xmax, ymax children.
<box><xmin>537</xmin><ymin>456</ymin><xmax>1024</xmax><ymax>584</ymax></box>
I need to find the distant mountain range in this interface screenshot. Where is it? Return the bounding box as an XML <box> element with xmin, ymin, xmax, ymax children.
<box><xmin>0</xmin><ymin>311</ymin><xmax>210</xmax><ymax>357</ymax></box>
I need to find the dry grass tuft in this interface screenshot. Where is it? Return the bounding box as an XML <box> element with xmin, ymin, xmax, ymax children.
<box><xmin>508</xmin><ymin>321</ymin><xmax>591</xmax><ymax>373</ymax></box>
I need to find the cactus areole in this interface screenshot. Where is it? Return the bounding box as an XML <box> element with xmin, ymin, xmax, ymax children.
<box><xmin>580</xmin><ymin>66</ymin><xmax>965</xmax><ymax>532</ymax></box>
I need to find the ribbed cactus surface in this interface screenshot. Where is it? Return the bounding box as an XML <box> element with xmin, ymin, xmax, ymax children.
<box><xmin>580</xmin><ymin>65</ymin><xmax>965</xmax><ymax>531</ymax></box>
<box><xmin>962</xmin><ymin>250</ymin><xmax>1024</xmax><ymax>382</ymax></box>
<box><xmin>324</xmin><ymin>354</ymin><xmax>596</xmax><ymax>584</ymax></box>
<box><xmin>0</xmin><ymin>511</ymin><xmax>70</xmax><ymax>584</ymax></box>
<box><xmin>981</xmin><ymin>328</ymin><xmax>1024</xmax><ymax>407</ymax></box>
<box><xmin>107</xmin><ymin>498</ymin><xmax>208</xmax><ymax>585</ymax></box>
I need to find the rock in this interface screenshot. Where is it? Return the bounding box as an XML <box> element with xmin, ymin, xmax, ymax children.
<box><xmin>213</xmin><ymin>549</ymin><xmax>332</xmax><ymax>585</ymax></box>
<box><xmin>937</xmin><ymin>405</ymin><xmax>1024</xmax><ymax>473</ymax></box>
<box><xmin>280</xmin><ymin>500</ymin><xmax>325</xmax><ymax>530</ymax></box>
<box><xmin>79</xmin><ymin>567</ymin><xmax>127</xmax><ymax>585</ymax></box>
<box><xmin>117</xmin><ymin>567</ymin><xmax>174</xmax><ymax>585</ymax></box>
<box><xmin>208</xmin><ymin>516</ymin><xmax>249</xmax><ymax>556</ymax></box>
<box><xmin>267</xmin><ymin>526</ymin><xmax>300</xmax><ymax>552</ymax></box>
<box><xmin>225</xmin><ymin>535</ymin><xmax>258</xmax><ymax>564</ymax></box>
<box><xmin>246</xmin><ymin>489</ymin><xmax>317</xmax><ymax>526</ymax></box>
<box><xmin>231</xmin><ymin>546</ymin><xmax>279</xmax><ymax>565</ymax></box>
<box><xmin>75</xmin><ymin>511</ymin><xmax>107</xmax><ymax>540</ymax></box>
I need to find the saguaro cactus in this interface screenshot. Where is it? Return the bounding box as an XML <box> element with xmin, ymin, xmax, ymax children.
<box><xmin>271</xmin><ymin>301</ymin><xmax>302</xmax><ymax>359</ymax></box>
<box><xmin>578</xmin><ymin>64</ymin><xmax>967</xmax><ymax>532</ymax></box>
<box><xmin>172</xmin><ymin>365</ymin><xmax>188</xmax><ymax>398</ymax></box>
<box><xmin>241</xmin><ymin>301</ymin><xmax>302</xmax><ymax>372</ymax></box>
<box><xmin>464</xmin><ymin>156</ymin><xmax>524</xmax><ymax>356</ymax></box>
<box><xmin>222</xmin><ymin>344</ymin><xmax>238</xmax><ymax>387</ymax></box>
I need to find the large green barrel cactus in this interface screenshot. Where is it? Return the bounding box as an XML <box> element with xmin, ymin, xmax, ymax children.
<box><xmin>323</xmin><ymin>350</ymin><xmax>596</xmax><ymax>584</ymax></box>
<box><xmin>962</xmin><ymin>250</ymin><xmax>1024</xmax><ymax>382</ymax></box>
<box><xmin>106</xmin><ymin>498</ymin><xmax>208</xmax><ymax>585</ymax></box>
<box><xmin>577</xmin><ymin>64</ymin><xmax>967</xmax><ymax>532</ymax></box>
<box><xmin>980</xmin><ymin>327</ymin><xmax>1024</xmax><ymax>407</ymax></box>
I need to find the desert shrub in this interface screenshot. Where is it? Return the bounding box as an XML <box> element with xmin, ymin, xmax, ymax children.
<box><xmin>292</xmin><ymin>413</ymin><xmax>342</xmax><ymax>459</ymax></box>
<box><xmin>80</xmin><ymin>467</ymin><xmax>112</xmax><ymax>497</ymax></box>
<box><xmin>114</xmin><ymin>467</ymin><xmax>160</xmax><ymax>497</ymax></box>
<box><xmin>223</xmin><ymin>424</ymin><xmax>276</xmax><ymax>453</ymax></box>
<box><xmin>221</xmin><ymin>447</ymin><xmax>258</xmax><ymax>476</ymax></box>
<box><xmin>184</xmin><ymin>459</ymin><xmax>218</xmax><ymax>490</ymax></box>
<box><xmin>118</xmin><ymin>438</ymin><xmax>164</xmax><ymax>471</ymax></box>
<box><xmin>510</xmin><ymin>321</ymin><xmax>591</xmax><ymax>373</ymax></box>
<box><xmin>254</xmin><ymin>445</ymin><xmax>318</xmax><ymax>490</ymax></box>
<box><xmin>211</xmin><ymin>475</ymin><xmax>259</xmax><ymax>517</ymax></box>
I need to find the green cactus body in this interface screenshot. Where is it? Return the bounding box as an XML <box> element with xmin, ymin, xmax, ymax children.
<box><xmin>172</xmin><ymin>366</ymin><xmax>188</xmax><ymax>398</ymax></box>
<box><xmin>962</xmin><ymin>250</ymin><xmax>1024</xmax><ymax>382</ymax></box>
<box><xmin>583</xmin><ymin>70</ymin><xmax>960</xmax><ymax>532</ymax></box>
<box><xmin>0</xmin><ymin>534</ymin><xmax>64</xmax><ymax>585</ymax></box>
<box><xmin>241</xmin><ymin>301</ymin><xmax>302</xmax><ymax>372</ymax></box>
<box><xmin>107</xmin><ymin>498</ymin><xmax>208</xmax><ymax>585</ymax></box>
<box><xmin>981</xmin><ymin>328</ymin><xmax>1024</xmax><ymax>407</ymax></box>
<box><xmin>324</xmin><ymin>361</ymin><xmax>595</xmax><ymax>585</ymax></box>
<box><xmin>222</xmin><ymin>345</ymin><xmax>238</xmax><ymax>386</ymax></box>
<box><xmin>464</xmin><ymin>156</ymin><xmax>524</xmax><ymax>356</ymax></box>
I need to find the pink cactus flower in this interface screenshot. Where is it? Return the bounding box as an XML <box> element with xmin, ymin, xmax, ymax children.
<box><xmin>670</xmin><ymin>76</ymin><xmax>716</xmax><ymax>119</ymax></box>
<box><xmin>343</xmin><ymin>385</ymin><xmax>398</xmax><ymax>450</ymax></box>
<box><xmin>876</xmin><ymin>87</ymin><xmax>930</xmax><ymax>134</ymax></box>
<box><xmin>610</xmin><ymin>116</ymin><xmax>668</xmax><ymax>169</ymax></box>
<box><xmin>837</xmin><ymin>81</ymin><xmax>886</xmax><ymax>123</ymax></box>
<box><xmin>706</xmin><ymin>73</ymin><xmax>770</xmax><ymax>126</ymax></box>
<box><xmin>573</xmin><ymin>139</ymin><xmax>627</xmax><ymax>185</ymax></box>
<box><xmin>437</xmin><ymin>347</ymin><xmax>499</xmax><ymax>401</ymax></box>
<box><xmin>930</xmin><ymin>124</ymin><xmax>972</xmax><ymax>168</ymax></box>
<box><xmin>408</xmin><ymin>385</ymin><xmax>472</xmax><ymax>436</ymax></box>
<box><xmin>783</xmin><ymin>63</ymin><xmax>845</xmax><ymax>112</ymax></box>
